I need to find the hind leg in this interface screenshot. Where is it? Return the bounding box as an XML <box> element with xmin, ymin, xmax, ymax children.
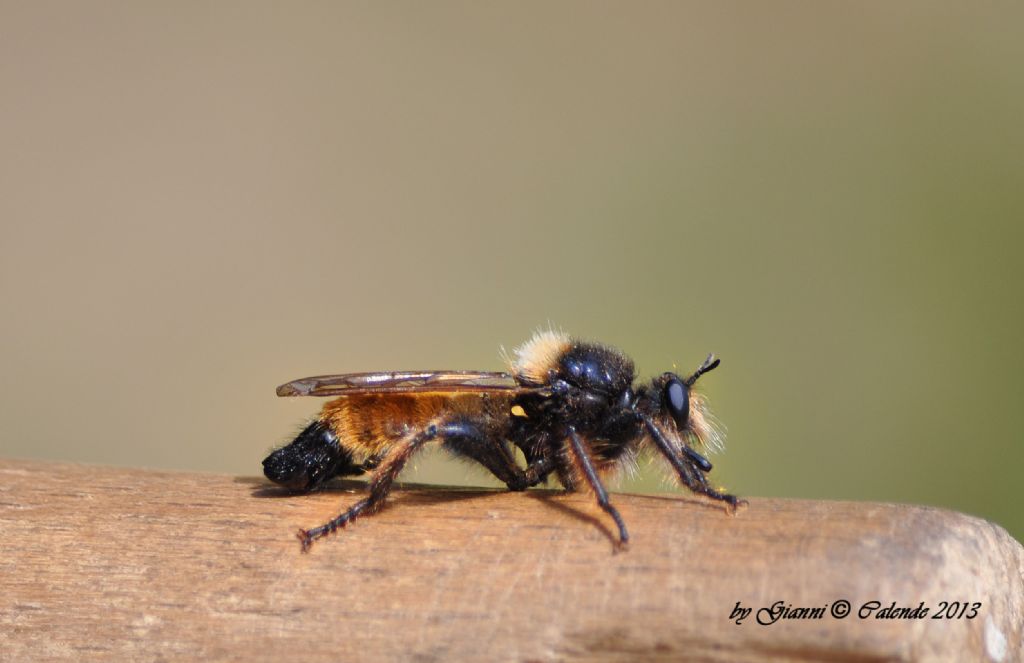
<box><xmin>298</xmin><ymin>418</ymin><xmax>559</xmax><ymax>550</ymax></box>
<box><xmin>298</xmin><ymin>421</ymin><xmax>442</xmax><ymax>550</ymax></box>
<box><xmin>440</xmin><ymin>419</ymin><xmax>532</xmax><ymax>490</ymax></box>
<box><xmin>300</xmin><ymin>417</ymin><xmax>536</xmax><ymax>550</ymax></box>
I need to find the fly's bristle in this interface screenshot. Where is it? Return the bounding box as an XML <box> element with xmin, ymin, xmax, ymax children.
<box><xmin>604</xmin><ymin>448</ymin><xmax>639</xmax><ymax>486</ymax></box>
<box><xmin>688</xmin><ymin>391</ymin><xmax>726</xmax><ymax>454</ymax></box>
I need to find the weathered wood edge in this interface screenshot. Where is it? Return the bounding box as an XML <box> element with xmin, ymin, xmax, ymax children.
<box><xmin>0</xmin><ymin>458</ymin><xmax>1021</xmax><ymax>662</ymax></box>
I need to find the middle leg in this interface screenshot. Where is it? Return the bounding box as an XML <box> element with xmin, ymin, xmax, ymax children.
<box><xmin>566</xmin><ymin>427</ymin><xmax>629</xmax><ymax>545</ymax></box>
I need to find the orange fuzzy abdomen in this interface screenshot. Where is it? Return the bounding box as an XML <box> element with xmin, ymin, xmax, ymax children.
<box><xmin>320</xmin><ymin>392</ymin><xmax>511</xmax><ymax>455</ymax></box>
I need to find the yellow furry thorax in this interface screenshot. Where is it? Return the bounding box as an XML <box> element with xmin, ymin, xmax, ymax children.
<box><xmin>509</xmin><ymin>329</ymin><xmax>572</xmax><ymax>385</ymax></box>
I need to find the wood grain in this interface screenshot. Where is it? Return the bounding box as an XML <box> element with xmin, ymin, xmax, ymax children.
<box><xmin>0</xmin><ymin>458</ymin><xmax>1020</xmax><ymax>662</ymax></box>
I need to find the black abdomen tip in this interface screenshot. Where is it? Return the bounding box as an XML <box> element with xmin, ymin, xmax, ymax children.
<box><xmin>263</xmin><ymin>420</ymin><xmax>358</xmax><ymax>492</ymax></box>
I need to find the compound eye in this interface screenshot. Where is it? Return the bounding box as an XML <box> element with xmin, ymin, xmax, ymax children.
<box><xmin>665</xmin><ymin>378</ymin><xmax>689</xmax><ymax>428</ymax></box>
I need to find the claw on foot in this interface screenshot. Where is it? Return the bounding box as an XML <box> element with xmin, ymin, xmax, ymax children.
<box><xmin>726</xmin><ymin>497</ymin><xmax>749</xmax><ymax>515</ymax></box>
<box><xmin>297</xmin><ymin>528</ymin><xmax>314</xmax><ymax>553</ymax></box>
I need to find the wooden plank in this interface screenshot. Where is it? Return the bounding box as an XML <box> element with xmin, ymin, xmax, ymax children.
<box><xmin>0</xmin><ymin>458</ymin><xmax>1020</xmax><ymax>662</ymax></box>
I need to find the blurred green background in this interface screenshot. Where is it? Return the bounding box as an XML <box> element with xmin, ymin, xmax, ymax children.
<box><xmin>2</xmin><ymin>2</ymin><xmax>1021</xmax><ymax>542</ymax></box>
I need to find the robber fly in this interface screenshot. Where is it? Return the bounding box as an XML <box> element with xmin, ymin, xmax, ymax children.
<box><xmin>264</xmin><ymin>330</ymin><xmax>742</xmax><ymax>551</ymax></box>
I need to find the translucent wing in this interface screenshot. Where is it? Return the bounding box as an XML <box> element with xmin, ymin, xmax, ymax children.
<box><xmin>276</xmin><ymin>370</ymin><xmax>521</xmax><ymax>397</ymax></box>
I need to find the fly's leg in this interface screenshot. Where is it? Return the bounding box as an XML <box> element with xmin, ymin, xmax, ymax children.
<box><xmin>642</xmin><ymin>416</ymin><xmax>744</xmax><ymax>512</ymax></box>
<box><xmin>298</xmin><ymin>421</ymin><xmax>441</xmax><ymax>551</ymax></box>
<box><xmin>298</xmin><ymin>418</ymin><xmax>556</xmax><ymax>551</ymax></box>
<box><xmin>566</xmin><ymin>427</ymin><xmax>629</xmax><ymax>546</ymax></box>
<box><xmin>440</xmin><ymin>419</ymin><xmax>530</xmax><ymax>490</ymax></box>
<box><xmin>442</xmin><ymin>419</ymin><xmax>555</xmax><ymax>491</ymax></box>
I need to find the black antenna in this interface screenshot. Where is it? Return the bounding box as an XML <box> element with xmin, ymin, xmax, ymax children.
<box><xmin>684</xmin><ymin>354</ymin><xmax>720</xmax><ymax>386</ymax></box>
